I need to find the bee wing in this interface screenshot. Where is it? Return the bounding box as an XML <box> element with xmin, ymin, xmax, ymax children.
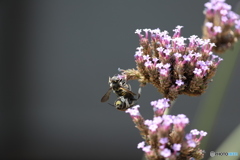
<box><xmin>101</xmin><ymin>88</ymin><xmax>112</xmax><ymax>102</ymax></box>
<box><xmin>120</xmin><ymin>87</ymin><xmax>136</xmax><ymax>95</ymax></box>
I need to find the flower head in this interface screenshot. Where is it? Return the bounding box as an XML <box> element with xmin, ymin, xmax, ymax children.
<box><xmin>121</xmin><ymin>26</ymin><xmax>222</xmax><ymax>100</ymax></box>
<box><xmin>130</xmin><ymin>100</ymin><xmax>206</xmax><ymax>160</ymax></box>
<box><xmin>203</xmin><ymin>0</ymin><xmax>240</xmax><ymax>53</ymax></box>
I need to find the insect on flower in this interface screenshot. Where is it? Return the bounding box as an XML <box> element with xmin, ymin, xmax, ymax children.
<box><xmin>101</xmin><ymin>75</ymin><xmax>141</xmax><ymax>111</ymax></box>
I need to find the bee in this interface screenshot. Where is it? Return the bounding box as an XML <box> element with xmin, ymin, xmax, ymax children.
<box><xmin>111</xmin><ymin>87</ymin><xmax>141</xmax><ymax>111</ymax></box>
<box><xmin>101</xmin><ymin>76</ymin><xmax>136</xmax><ymax>102</ymax></box>
<box><xmin>101</xmin><ymin>75</ymin><xmax>141</xmax><ymax>111</ymax></box>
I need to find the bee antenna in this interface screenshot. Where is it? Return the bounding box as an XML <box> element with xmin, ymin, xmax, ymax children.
<box><xmin>107</xmin><ymin>103</ymin><xmax>115</xmax><ymax>107</ymax></box>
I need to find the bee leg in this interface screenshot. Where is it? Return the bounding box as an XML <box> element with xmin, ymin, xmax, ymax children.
<box><xmin>127</xmin><ymin>100</ymin><xmax>137</xmax><ymax>109</ymax></box>
<box><xmin>128</xmin><ymin>83</ymin><xmax>132</xmax><ymax>91</ymax></box>
<box><xmin>125</xmin><ymin>98</ymin><xmax>130</xmax><ymax>108</ymax></box>
<box><xmin>137</xmin><ymin>87</ymin><xmax>141</xmax><ymax>99</ymax></box>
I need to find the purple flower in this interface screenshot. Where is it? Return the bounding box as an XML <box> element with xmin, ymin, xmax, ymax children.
<box><xmin>217</xmin><ymin>57</ymin><xmax>223</xmax><ymax>64</ymax></box>
<box><xmin>151</xmin><ymin>28</ymin><xmax>161</xmax><ymax>34</ymax></box>
<box><xmin>143</xmin><ymin>28</ymin><xmax>151</xmax><ymax>38</ymax></box>
<box><xmin>200</xmin><ymin>64</ymin><xmax>209</xmax><ymax>72</ymax></box>
<box><xmin>213</xmin><ymin>26</ymin><xmax>222</xmax><ymax>34</ymax></box>
<box><xmin>135</xmin><ymin>51</ymin><xmax>143</xmax><ymax>57</ymax></box>
<box><xmin>159</xmin><ymin>68</ymin><xmax>168</xmax><ymax>76</ymax></box>
<box><xmin>159</xmin><ymin>145</ymin><xmax>165</xmax><ymax>150</ymax></box>
<box><xmin>142</xmin><ymin>145</ymin><xmax>151</xmax><ymax>153</ymax></box>
<box><xmin>137</xmin><ymin>141</ymin><xmax>145</xmax><ymax>149</ymax></box>
<box><xmin>193</xmin><ymin>68</ymin><xmax>202</xmax><ymax>76</ymax></box>
<box><xmin>197</xmin><ymin>60</ymin><xmax>205</xmax><ymax>66</ymax></box>
<box><xmin>195</xmin><ymin>52</ymin><xmax>202</xmax><ymax>58</ymax></box>
<box><xmin>198</xmin><ymin>130</ymin><xmax>208</xmax><ymax>142</ymax></box>
<box><xmin>125</xmin><ymin>105</ymin><xmax>140</xmax><ymax>117</ymax></box>
<box><xmin>135</xmin><ymin>29</ymin><xmax>142</xmax><ymax>38</ymax></box>
<box><xmin>144</xmin><ymin>119</ymin><xmax>153</xmax><ymax>126</ymax></box>
<box><xmin>126</xmin><ymin>109</ymin><xmax>139</xmax><ymax>116</ymax></box>
<box><xmin>156</xmin><ymin>63</ymin><xmax>163</xmax><ymax>69</ymax></box>
<box><xmin>199</xmin><ymin>130</ymin><xmax>207</xmax><ymax>136</ymax></box>
<box><xmin>153</xmin><ymin>116</ymin><xmax>162</xmax><ymax>124</ymax></box>
<box><xmin>154</xmin><ymin>100</ymin><xmax>165</xmax><ymax>109</ymax></box>
<box><xmin>172</xmin><ymin>144</ymin><xmax>181</xmax><ymax>151</ymax></box>
<box><xmin>161</xmin><ymin>148</ymin><xmax>171</xmax><ymax>158</ymax></box>
<box><xmin>173</xmin><ymin>25</ymin><xmax>183</xmax><ymax>33</ymax></box>
<box><xmin>149</xmin><ymin>124</ymin><xmax>158</xmax><ymax>132</ymax></box>
<box><xmin>173</xmin><ymin>114</ymin><xmax>189</xmax><ymax>130</ymax></box>
<box><xmin>174</xmin><ymin>52</ymin><xmax>182</xmax><ymax>58</ymax></box>
<box><xmin>163</xmin><ymin>63</ymin><xmax>171</xmax><ymax>69</ymax></box>
<box><xmin>173</xmin><ymin>25</ymin><xmax>183</xmax><ymax>38</ymax></box>
<box><xmin>159</xmin><ymin>137</ymin><xmax>168</xmax><ymax>144</ymax></box>
<box><xmin>143</xmin><ymin>55</ymin><xmax>150</xmax><ymax>61</ymax></box>
<box><xmin>177</xmin><ymin>115</ymin><xmax>189</xmax><ymax>124</ymax></box>
<box><xmin>188</xmin><ymin>35</ymin><xmax>198</xmax><ymax>43</ymax></box>
<box><xmin>185</xmin><ymin>133</ymin><xmax>193</xmax><ymax>140</ymax></box>
<box><xmin>162</xmin><ymin>115</ymin><xmax>173</xmax><ymax>126</ymax></box>
<box><xmin>152</xmin><ymin>57</ymin><xmax>158</xmax><ymax>63</ymax></box>
<box><xmin>187</xmin><ymin>140</ymin><xmax>196</xmax><ymax>148</ymax></box>
<box><xmin>136</xmin><ymin>46</ymin><xmax>143</xmax><ymax>51</ymax></box>
<box><xmin>135</xmin><ymin>29</ymin><xmax>142</xmax><ymax>34</ymax></box>
<box><xmin>174</xmin><ymin>37</ymin><xmax>186</xmax><ymax>47</ymax></box>
<box><xmin>175</xmin><ymin>79</ymin><xmax>184</xmax><ymax>86</ymax></box>
<box><xmin>153</xmin><ymin>99</ymin><xmax>170</xmax><ymax>116</ymax></box>
<box><xmin>163</xmin><ymin>48</ymin><xmax>172</xmax><ymax>55</ymax></box>
<box><xmin>157</xmin><ymin>47</ymin><xmax>164</xmax><ymax>52</ymax></box>
<box><xmin>150</xmin><ymin>100</ymin><xmax>157</xmax><ymax>106</ymax></box>
<box><xmin>144</xmin><ymin>60</ymin><xmax>153</xmax><ymax>68</ymax></box>
<box><xmin>183</xmin><ymin>55</ymin><xmax>191</xmax><ymax>61</ymax></box>
<box><xmin>151</xmin><ymin>98</ymin><xmax>170</xmax><ymax>110</ymax></box>
<box><xmin>191</xmin><ymin>129</ymin><xmax>200</xmax><ymax>135</ymax></box>
<box><xmin>205</xmin><ymin>22</ymin><xmax>213</xmax><ymax>28</ymax></box>
<box><xmin>134</xmin><ymin>50</ymin><xmax>143</xmax><ymax>61</ymax></box>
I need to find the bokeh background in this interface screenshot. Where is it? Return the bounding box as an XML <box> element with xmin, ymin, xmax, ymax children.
<box><xmin>1</xmin><ymin>0</ymin><xmax>240</xmax><ymax>160</ymax></box>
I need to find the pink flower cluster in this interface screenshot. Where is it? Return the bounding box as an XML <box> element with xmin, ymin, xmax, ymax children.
<box><xmin>204</xmin><ymin>0</ymin><xmax>239</xmax><ymax>29</ymax></box>
<box><xmin>131</xmin><ymin>26</ymin><xmax>223</xmax><ymax>100</ymax></box>
<box><xmin>125</xmin><ymin>98</ymin><xmax>207</xmax><ymax>160</ymax></box>
<box><xmin>203</xmin><ymin>0</ymin><xmax>240</xmax><ymax>53</ymax></box>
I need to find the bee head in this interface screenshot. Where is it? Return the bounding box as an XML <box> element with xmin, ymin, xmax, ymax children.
<box><xmin>109</xmin><ymin>76</ymin><xmax>122</xmax><ymax>87</ymax></box>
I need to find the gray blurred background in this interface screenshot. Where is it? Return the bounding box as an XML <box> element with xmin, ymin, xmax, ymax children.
<box><xmin>0</xmin><ymin>0</ymin><xmax>240</xmax><ymax>160</ymax></box>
